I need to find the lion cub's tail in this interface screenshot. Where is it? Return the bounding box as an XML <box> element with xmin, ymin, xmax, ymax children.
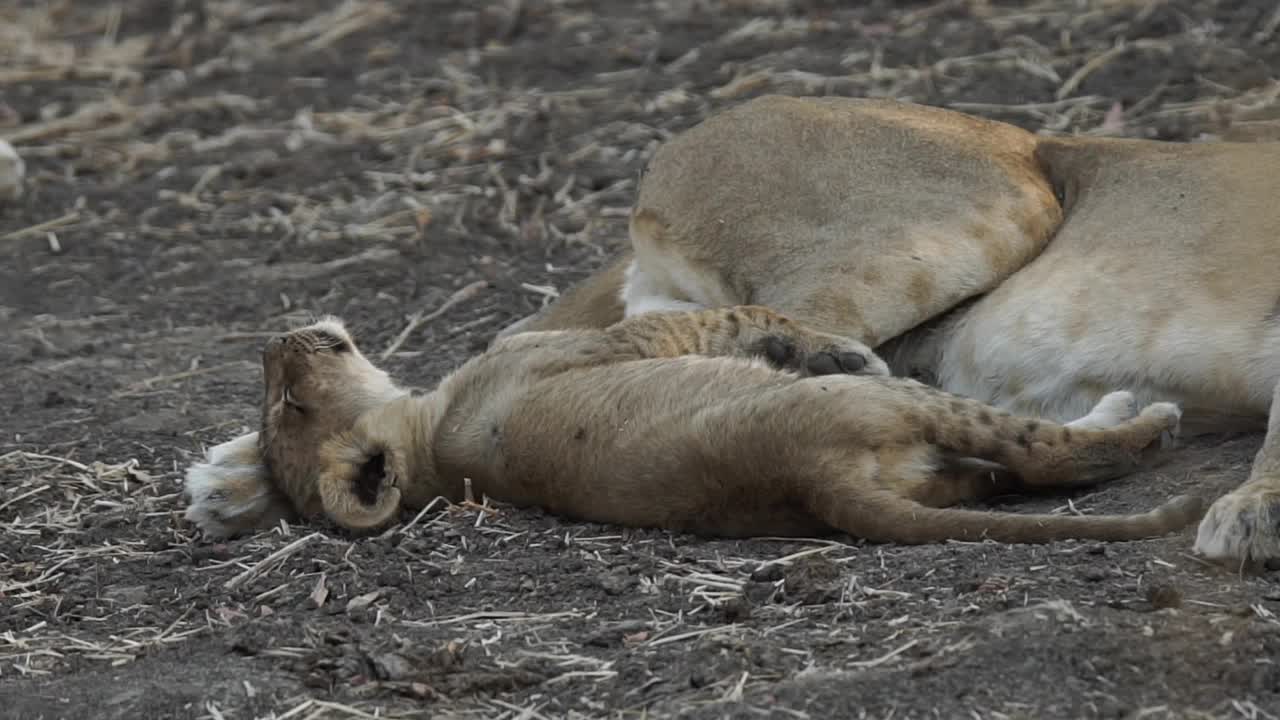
<box><xmin>815</xmin><ymin>491</ymin><xmax>1205</xmax><ymax>545</ymax></box>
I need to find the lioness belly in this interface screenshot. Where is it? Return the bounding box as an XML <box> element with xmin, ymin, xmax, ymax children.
<box><xmin>935</xmin><ymin>297</ymin><xmax>1277</xmax><ymax>430</ymax></box>
<box><xmin>935</xmin><ymin>245</ymin><xmax>1277</xmax><ymax>426</ymax></box>
<box><xmin>928</xmin><ymin>139</ymin><xmax>1280</xmax><ymax>430</ymax></box>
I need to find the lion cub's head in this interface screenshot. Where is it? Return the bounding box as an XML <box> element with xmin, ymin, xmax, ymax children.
<box><xmin>260</xmin><ymin>318</ymin><xmax>408</xmax><ymax>527</ymax></box>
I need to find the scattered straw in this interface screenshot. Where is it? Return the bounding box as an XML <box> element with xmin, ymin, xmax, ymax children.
<box><xmin>847</xmin><ymin>639</ymin><xmax>920</xmax><ymax>669</ymax></box>
<box><xmin>224</xmin><ymin>532</ymin><xmax>323</xmax><ymax>590</ymax></box>
<box><xmin>1</xmin><ymin>212</ymin><xmax>80</xmax><ymax>242</ymax></box>
<box><xmin>1</xmin><ymin>1</ymin><xmax>1274</xmax><ymax>717</ymax></box>
<box><xmin>380</xmin><ymin>280</ymin><xmax>488</xmax><ymax>360</ymax></box>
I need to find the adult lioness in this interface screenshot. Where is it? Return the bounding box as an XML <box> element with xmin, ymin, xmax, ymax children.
<box><xmin>183</xmin><ymin>314</ymin><xmax>1201</xmax><ymax>544</ymax></box>
<box><xmin>500</xmin><ymin>95</ymin><xmax>1280</xmax><ymax>566</ymax></box>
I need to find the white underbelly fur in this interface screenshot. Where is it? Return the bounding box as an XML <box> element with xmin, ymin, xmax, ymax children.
<box><xmin>621</xmin><ymin>260</ymin><xmax>710</xmax><ymax>317</ymax></box>
<box><xmin>933</xmin><ymin>295</ymin><xmax>1280</xmax><ymax>431</ymax></box>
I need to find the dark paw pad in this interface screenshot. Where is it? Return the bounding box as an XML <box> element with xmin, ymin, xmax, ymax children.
<box><xmin>760</xmin><ymin>336</ymin><xmax>800</xmax><ymax>369</ymax></box>
<box><xmin>806</xmin><ymin>350</ymin><xmax>867</xmax><ymax>376</ymax></box>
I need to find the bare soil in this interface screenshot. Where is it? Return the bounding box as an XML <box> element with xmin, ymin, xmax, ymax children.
<box><xmin>3</xmin><ymin>1</ymin><xmax>1280</xmax><ymax>718</ymax></box>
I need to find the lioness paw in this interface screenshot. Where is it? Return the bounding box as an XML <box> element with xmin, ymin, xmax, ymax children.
<box><xmin>1067</xmin><ymin>391</ymin><xmax>1139</xmax><ymax>430</ymax></box>
<box><xmin>1139</xmin><ymin>402</ymin><xmax>1183</xmax><ymax>450</ymax></box>
<box><xmin>1194</xmin><ymin>483</ymin><xmax>1280</xmax><ymax>567</ymax></box>
<box><xmin>182</xmin><ymin>432</ymin><xmax>294</xmax><ymax>538</ymax></box>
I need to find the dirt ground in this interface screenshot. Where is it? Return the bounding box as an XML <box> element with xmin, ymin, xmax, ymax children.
<box><xmin>3</xmin><ymin>0</ymin><xmax>1280</xmax><ymax>718</ymax></box>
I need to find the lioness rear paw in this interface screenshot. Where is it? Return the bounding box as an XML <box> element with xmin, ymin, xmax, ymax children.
<box><xmin>1074</xmin><ymin>391</ymin><xmax>1139</xmax><ymax>429</ymax></box>
<box><xmin>182</xmin><ymin>432</ymin><xmax>294</xmax><ymax>538</ymax></box>
<box><xmin>1139</xmin><ymin>402</ymin><xmax>1183</xmax><ymax>450</ymax></box>
<box><xmin>1194</xmin><ymin>484</ymin><xmax>1280</xmax><ymax>568</ymax></box>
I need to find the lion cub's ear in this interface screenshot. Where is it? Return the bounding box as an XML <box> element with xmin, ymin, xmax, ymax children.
<box><xmin>316</xmin><ymin>431</ymin><xmax>405</xmax><ymax>530</ymax></box>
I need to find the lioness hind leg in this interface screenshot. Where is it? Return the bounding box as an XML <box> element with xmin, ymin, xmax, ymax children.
<box><xmin>1195</xmin><ymin>382</ymin><xmax>1280</xmax><ymax>566</ymax></box>
<box><xmin>182</xmin><ymin>432</ymin><xmax>294</xmax><ymax>538</ymax></box>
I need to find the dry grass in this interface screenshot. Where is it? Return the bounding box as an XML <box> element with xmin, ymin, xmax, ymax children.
<box><xmin>0</xmin><ymin>451</ymin><xmax>196</xmax><ymax>674</ymax></box>
<box><xmin>3</xmin><ymin>0</ymin><xmax>1280</xmax><ymax>717</ymax></box>
<box><xmin>2</xmin><ymin>0</ymin><xmax>1276</xmax><ymax>289</ymax></box>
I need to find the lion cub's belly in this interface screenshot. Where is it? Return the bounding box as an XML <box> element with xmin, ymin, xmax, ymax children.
<box><xmin>445</xmin><ymin>357</ymin><xmax>827</xmax><ymax>536</ymax></box>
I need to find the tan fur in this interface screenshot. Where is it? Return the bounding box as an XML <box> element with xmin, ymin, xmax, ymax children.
<box><xmin>499</xmin><ymin>95</ymin><xmax>1280</xmax><ymax>565</ymax></box>
<box><xmin>502</xmin><ymin>254</ymin><xmax>633</xmax><ymax>336</ymax></box>
<box><xmin>182</xmin><ymin>317</ymin><xmax>404</xmax><ymax>535</ymax></box>
<box><xmin>185</xmin><ymin>314</ymin><xmax>1203</xmax><ymax>546</ymax></box>
<box><xmin>507</xmin><ymin>96</ymin><xmax>1062</xmax><ymax>345</ymax></box>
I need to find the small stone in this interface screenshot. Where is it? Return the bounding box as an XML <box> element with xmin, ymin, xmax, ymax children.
<box><xmin>743</xmin><ymin>579</ymin><xmax>777</xmax><ymax>606</ymax></box>
<box><xmin>0</xmin><ymin>139</ymin><xmax>23</xmax><ymax>202</ymax></box>
<box><xmin>720</xmin><ymin>594</ymin><xmax>752</xmax><ymax>622</ymax></box>
<box><xmin>1081</xmin><ymin>567</ymin><xmax>1108</xmax><ymax>582</ymax></box>
<box><xmin>372</xmin><ymin>652</ymin><xmax>415</xmax><ymax>681</ymax></box>
<box><xmin>599</xmin><ymin>572</ymin><xmax>633</xmax><ymax>596</ymax></box>
<box><xmin>1146</xmin><ymin>582</ymin><xmax>1183</xmax><ymax>610</ymax></box>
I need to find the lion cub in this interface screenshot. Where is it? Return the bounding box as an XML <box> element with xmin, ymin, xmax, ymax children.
<box><xmin>184</xmin><ymin>310</ymin><xmax>1203</xmax><ymax>544</ymax></box>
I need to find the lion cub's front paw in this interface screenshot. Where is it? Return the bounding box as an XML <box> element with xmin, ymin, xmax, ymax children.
<box><xmin>760</xmin><ymin>333</ymin><xmax>889</xmax><ymax>377</ymax></box>
<box><xmin>182</xmin><ymin>432</ymin><xmax>294</xmax><ymax>538</ymax></box>
<box><xmin>312</xmin><ymin>433</ymin><xmax>407</xmax><ymax>531</ymax></box>
<box><xmin>1194</xmin><ymin>483</ymin><xmax>1280</xmax><ymax>568</ymax></box>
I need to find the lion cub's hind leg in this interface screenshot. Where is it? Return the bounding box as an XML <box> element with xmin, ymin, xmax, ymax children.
<box><xmin>793</xmin><ymin>382</ymin><xmax>1202</xmax><ymax>544</ymax></box>
<box><xmin>183</xmin><ymin>432</ymin><xmax>295</xmax><ymax>538</ymax></box>
<box><xmin>910</xmin><ymin>391</ymin><xmax>1145</xmax><ymax>509</ymax></box>
<box><xmin>1195</xmin><ymin>382</ymin><xmax>1280</xmax><ymax>566</ymax></box>
<box><xmin>969</xmin><ymin>397</ymin><xmax>1181</xmax><ymax>489</ymax></box>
